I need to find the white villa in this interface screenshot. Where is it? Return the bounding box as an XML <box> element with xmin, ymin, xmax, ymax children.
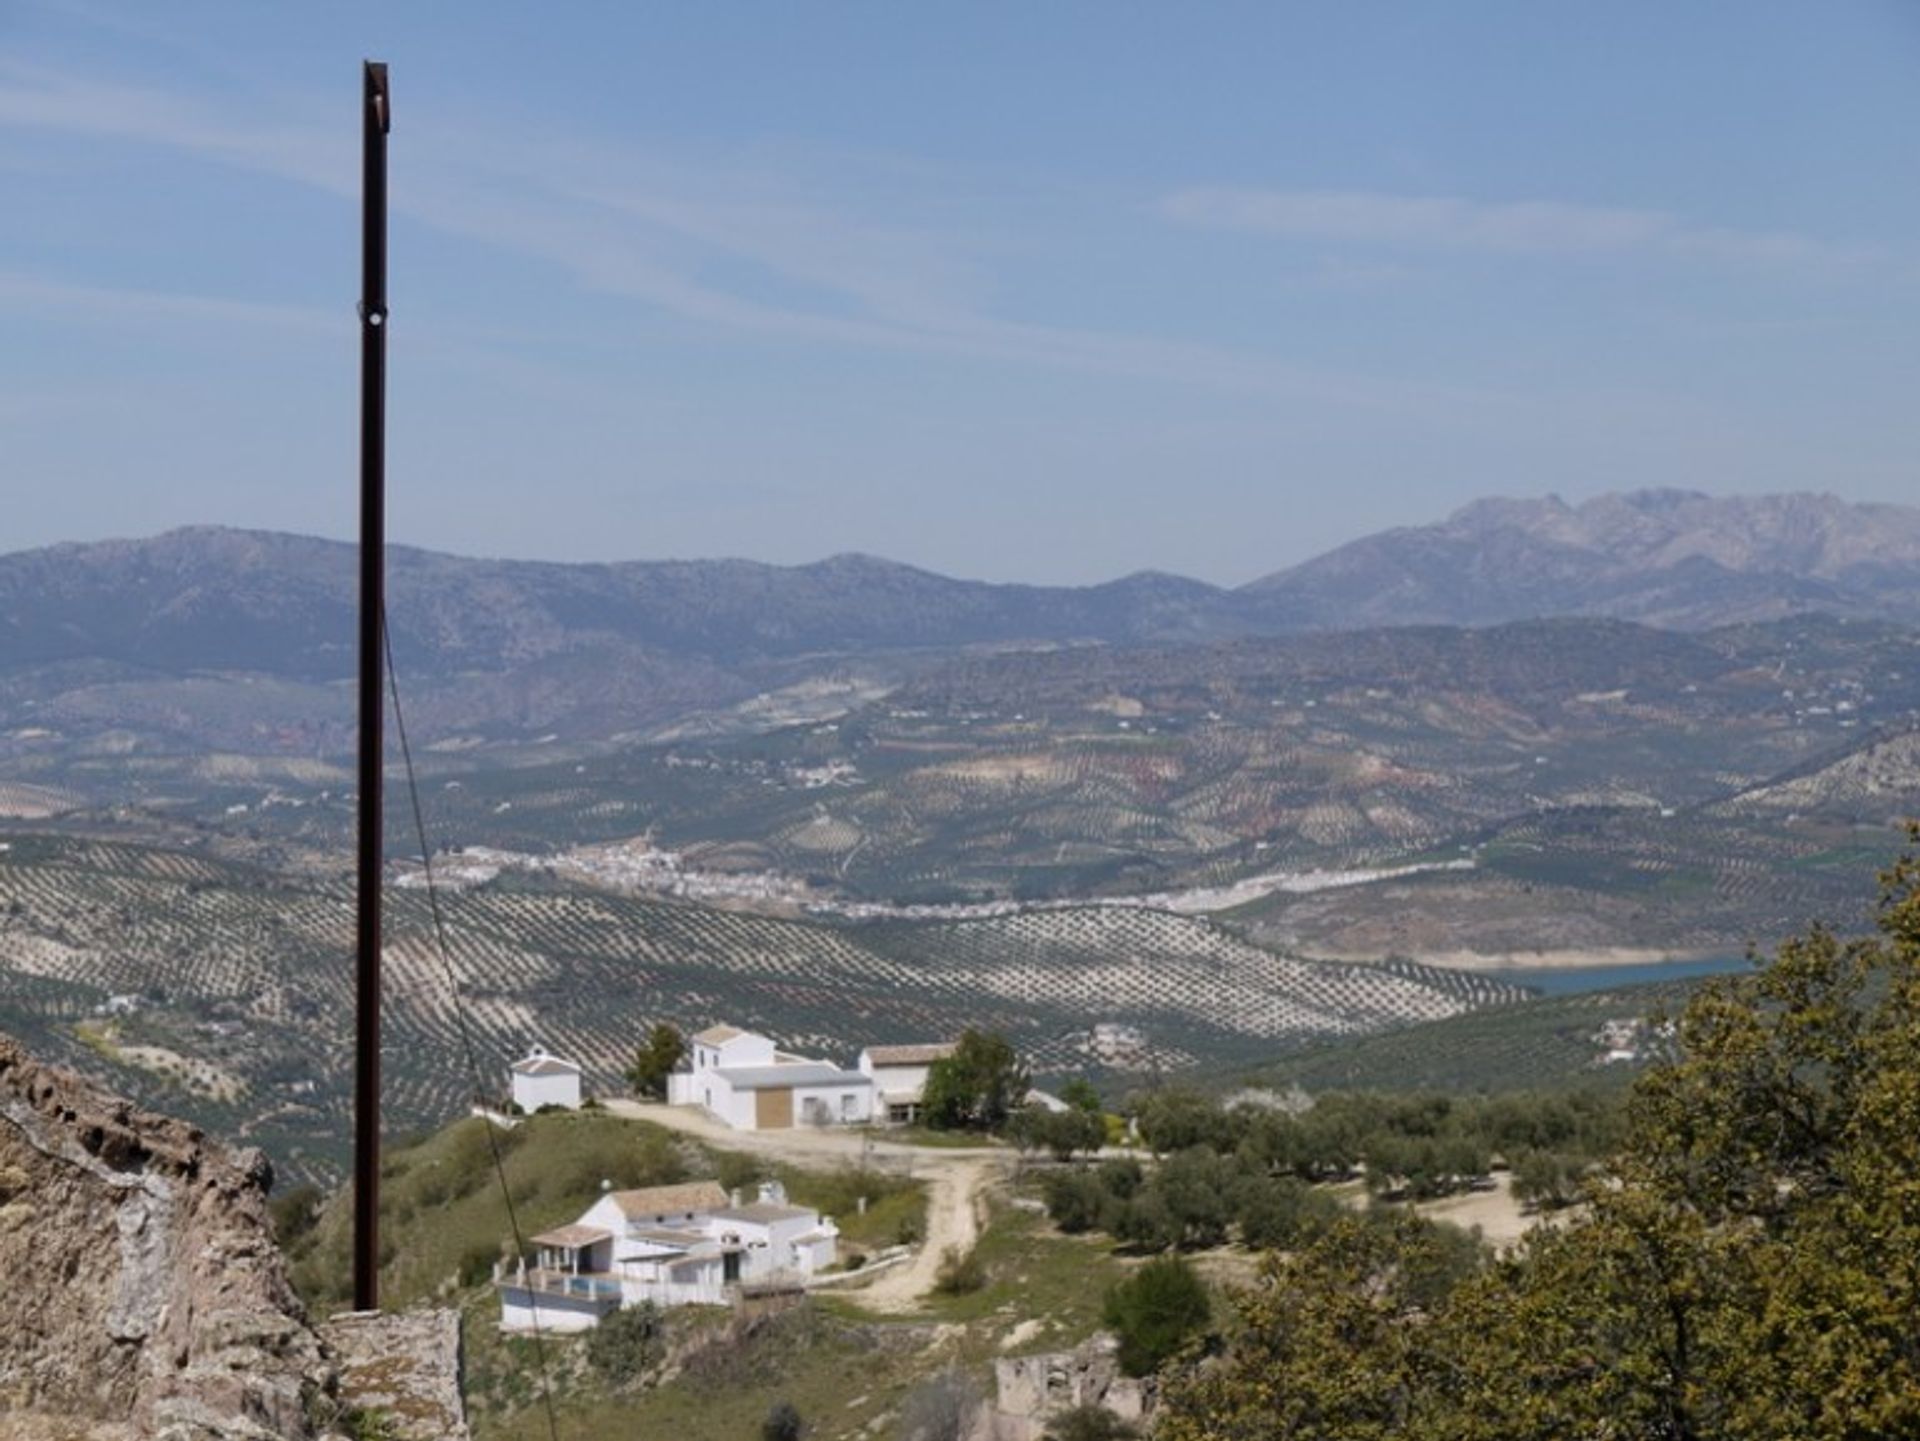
<box><xmin>857</xmin><ymin>1042</ymin><xmax>958</xmax><ymax>1125</ymax></box>
<box><xmin>667</xmin><ymin>1025</ymin><xmax>876</xmax><ymax>1130</ymax></box>
<box><xmin>497</xmin><ymin>1178</ymin><xmax>839</xmax><ymax>1333</ymax></box>
<box><xmin>508</xmin><ymin>1045</ymin><xmax>582</xmax><ymax>1113</ymax></box>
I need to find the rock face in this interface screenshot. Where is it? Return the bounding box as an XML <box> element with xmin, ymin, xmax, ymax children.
<box><xmin>0</xmin><ymin>1032</ymin><xmax>333</xmax><ymax>1440</ymax></box>
<box><xmin>990</xmin><ymin>1337</ymin><xmax>1149</xmax><ymax>1441</ymax></box>
<box><xmin>318</xmin><ymin>1311</ymin><xmax>468</xmax><ymax>1441</ymax></box>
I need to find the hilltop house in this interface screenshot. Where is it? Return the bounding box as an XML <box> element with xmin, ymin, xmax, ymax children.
<box><xmin>667</xmin><ymin>1025</ymin><xmax>874</xmax><ymax>1130</ymax></box>
<box><xmin>508</xmin><ymin>1045</ymin><xmax>582</xmax><ymax>1113</ymax></box>
<box><xmin>856</xmin><ymin>1042</ymin><xmax>958</xmax><ymax>1124</ymax></box>
<box><xmin>497</xmin><ymin>1178</ymin><xmax>839</xmax><ymax>1333</ymax></box>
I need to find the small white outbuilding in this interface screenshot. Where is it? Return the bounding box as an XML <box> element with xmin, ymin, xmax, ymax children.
<box><xmin>509</xmin><ymin>1045</ymin><xmax>582</xmax><ymax>1113</ymax></box>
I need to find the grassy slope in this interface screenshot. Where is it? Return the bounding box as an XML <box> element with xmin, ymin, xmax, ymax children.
<box><xmin>284</xmin><ymin>1110</ymin><xmax>1137</xmax><ymax>1441</ymax></box>
<box><xmin>471</xmin><ymin>1195</ymin><xmax>1136</xmax><ymax>1441</ymax></box>
<box><xmin>287</xmin><ymin>1111</ymin><xmax>926</xmax><ymax>1316</ymax></box>
<box><xmin>1231</xmin><ymin>977</ymin><xmax>1714</xmax><ymax>1094</ymax></box>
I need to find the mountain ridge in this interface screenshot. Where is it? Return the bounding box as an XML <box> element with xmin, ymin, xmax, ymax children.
<box><xmin>2</xmin><ymin>488</ymin><xmax>1916</xmax><ymax>685</ymax></box>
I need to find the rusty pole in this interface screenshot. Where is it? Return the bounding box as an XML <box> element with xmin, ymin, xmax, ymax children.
<box><xmin>353</xmin><ymin>59</ymin><xmax>390</xmax><ymax>1315</ymax></box>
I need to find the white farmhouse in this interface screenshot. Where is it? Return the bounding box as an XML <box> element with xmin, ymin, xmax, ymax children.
<box><xmin>508</xmin><ymin>1045</ymin><xmax>582</xmax><ymax>1113</ymax></box>
<box><xmin>497</xmin><ymin>1178</ymin><xmax>839</xmax><ymax>1333</ymax></box>
<box><xmin>856</xmin><ymin>1042</ymin><xmax>957</xmax><ymax>1125</ymax></box>
<box><xmin>667</xmin><ymin>1025</ymin><xmax>873</xmax><ymax>1130</ymax></box>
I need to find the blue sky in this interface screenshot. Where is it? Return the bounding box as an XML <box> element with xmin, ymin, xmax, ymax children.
<box><xmin>2</xmin><ymin>2</ymin><xmax>1916</xmax><ymax>583</ymax></box>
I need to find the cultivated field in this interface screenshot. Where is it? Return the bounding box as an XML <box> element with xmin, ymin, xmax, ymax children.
<box><xmin>0</xmin><ymin>832</ymin><xmax>1526</xmax><ymax>1183</ymax></box>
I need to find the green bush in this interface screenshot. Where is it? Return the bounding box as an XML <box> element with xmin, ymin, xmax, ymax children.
<box><xmin>585</xmin><ymin>1302</ymin><xmax>665</xmax><ymax>1385</ymax></box>
<box><xmin>762</xmin><ymin>1400</ymin><xmax>805</xmax><ymax>1441</ymax></box>
<box><xmin>1103</xmin><ymin>1255</ymin><xmax>1212</xmax><ymax>1377</ymax></box>
<box><xmin>932</xmin><ymin>1245</ymin><xmax>985</xmax><ymax>1295</ymax></box>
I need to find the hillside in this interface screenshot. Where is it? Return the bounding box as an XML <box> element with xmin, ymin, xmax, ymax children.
<box><xmin>0</xmin><ymin>831</ymin><xmax>1523</xmax><ymax>1182</ymax></box>
<box><xmin>1</xmin><ymin>490</ymin><xmax>1917</xmax><ymax>770</ymax></box>
<box><xmin>1233</xmin><ymin>975</ymin><xmax>1714</xmax><ymax>1095</ymax></box>
<box><xmin>1248</xmin><ymin>489</ymin><xmax>1920</xmax><ymax>628</ymax></box>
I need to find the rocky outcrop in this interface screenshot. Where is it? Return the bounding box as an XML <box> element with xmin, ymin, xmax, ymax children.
<box><xmin>990</xmin><ymin>1336</ymin><xmax>1149</xmax><ymax>1441</ymax></box>
<box><xmin>318</xmin><ymin>1310</ymin><xmax>468</xmax><ymax>1441</ymax></box>
<box><xmin>0</xmin><ymin>1032</ymin><xmax>334</xmax><ymax>1439</ymax></box>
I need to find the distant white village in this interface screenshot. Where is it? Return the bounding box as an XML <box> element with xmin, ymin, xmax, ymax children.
<box><xmin>496</xmin><ymin>1024</ymin><xmax>977</xmax><ymax>1332</ymax></box>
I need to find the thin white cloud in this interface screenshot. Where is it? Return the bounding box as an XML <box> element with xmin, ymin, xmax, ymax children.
<box><xmin>0</xmin><ymin>65</ymin><xmax>1517</xmax><ymax>419</ymax></box>
<box><xmin>1162</xmin><ymin>187</ymin><xmax>1875</xmax><ymax>269</ymax></box>
<box><xmin>0</xmin><ymin>267</ymin><xmax>348</xmax><ymax>334</ymax></box>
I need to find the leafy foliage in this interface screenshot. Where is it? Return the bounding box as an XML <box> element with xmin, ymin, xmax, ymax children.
<box><xmin>932</xmin><ymin>1245</ymin><xmax>986</xmax><ymax>1295</ymax></box>
<box><xmin>761</xmin><ymin>1400</ymin><xmax>806</xmax><ymax>1441</ymax></box>
<box><xmin>1157</xmin><ymin>840</ymin><xmax>1920</xmax><ymax>1440</ymax></box>
<box><xmin>1102</xmin><ymin>1254</ymin><xmax>1213</xmax><ymax>1377</ymax></box>
<box><xmin>1007</xmin><ymin>1103</ymin><xmax>1106</xmax><ymax>1160</ymax></box>
<box><xmin>921</xmin><ymin>1028</ymin><xmax>1030</xmax><ymax>1132</ymax></box>
<box><xmin>586</xmin><ymin>1301</ymin><xmax>666</xmax><ymax>1385</ymax></box>
<box><xmin>624</xmin><ymin>1021</ymin><xmax>687</xmax><ymax>1100</ymax></box>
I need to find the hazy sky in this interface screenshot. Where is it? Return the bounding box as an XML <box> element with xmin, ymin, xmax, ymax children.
<box><xmin>3</xmin><ymin>3</ymin><xmax>1917</xmax><ymax>584</ymax></box>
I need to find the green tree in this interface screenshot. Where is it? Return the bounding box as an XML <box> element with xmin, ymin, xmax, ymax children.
<box><xmin>1157</xmin><ymin>842</ymin><xmax>1920</xmax><ymax>1441</ymax></box>
<box><xmin>921</xmin><ymin>1028</ymin><xmax>1029</xmax><ymax>1131</ymax></box>
<box><xmin>1102</xmin><ymin>1254</ymin><xmax>1213</xmax><ymax>1377</ymax></box>
<box><xmin>623</xmin><ymin>1022</ymin><xmax>686</xmax><ymax>1100</ymax></box>
<box><xmin>1061</xmin><ymin>1077</ymin><xmax>1103</xmax><ymax>1113</ymax></box>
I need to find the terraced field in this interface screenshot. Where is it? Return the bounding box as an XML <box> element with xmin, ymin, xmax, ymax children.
<box><xmin>0</xmin><ymin>830</ymin><xmax>1526</xmax><ymax>1184</ymax></box>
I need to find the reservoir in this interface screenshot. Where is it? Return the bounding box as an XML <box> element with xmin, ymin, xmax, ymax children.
<box><xmin>1488</xmin><ymin>954</ymin><xmax>1753</xmax><ymax>997</ymax></box>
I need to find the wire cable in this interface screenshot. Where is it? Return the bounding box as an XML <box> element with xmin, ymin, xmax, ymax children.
<box><xmin>382</xmin><ymin>607</ymin><xmax>562</xmax><ymax>1441</ymax></box>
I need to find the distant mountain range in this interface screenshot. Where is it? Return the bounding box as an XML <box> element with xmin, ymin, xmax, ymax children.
<box><xmin>2</xmin><ymin>490</ymin><xmax>1914</xmax><ymax>684</ymax></box>
<box><xmin>0</xmin><ymin>488</ymin><xmax>1914</xmax><ymax>762</ymax></box>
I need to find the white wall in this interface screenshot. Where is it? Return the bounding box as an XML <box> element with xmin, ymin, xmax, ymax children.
<box><xmin>499</xmin><ymin>1285</ymin><xmax>615</xmax><ymax>1335</ymax></box>
<box><xmin>792</xmin><ymin>1081</ymin><xmax>873</xmax><ymax>1126</ymax></box>
<box><xmin>511</xmin><ymin>1069</ymin><xmax>581</xmax><ymax>1112</ymax></box>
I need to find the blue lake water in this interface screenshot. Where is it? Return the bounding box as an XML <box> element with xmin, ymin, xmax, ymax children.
<box><xmin>1478</xmin><ymin>955</ymin><xmax>1753</xmax><ymax>998</ymax></box>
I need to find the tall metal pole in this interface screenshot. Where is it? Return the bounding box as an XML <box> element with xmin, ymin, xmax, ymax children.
<box><xmin>354</xmin><ymin>58</ymin><xmax>390</xmax><ymax>1315</ymax></box>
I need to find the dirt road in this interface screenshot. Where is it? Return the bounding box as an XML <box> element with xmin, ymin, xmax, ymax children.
<box><xmin>604</xmin><ymin>1100</ymin><xmax>1009</xmax><ymax>1312</ymax></box>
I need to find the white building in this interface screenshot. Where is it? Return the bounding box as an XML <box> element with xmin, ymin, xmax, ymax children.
<box><xmin>856</xmin><ymin>1042</ymin><xmax>957</xmax><ymax>1125</ymax></box>
<box><xmin>667</xmin><ymin>1025</ymin><xmax>874</xmax><ymax>1130</ymax></box>
<box><xmin>509</xmin><ymin>1046</ymin><xmax>582</xmax><ymax>1113</ymax></box>
<box><xmin>497</xmin><ymin>1178</ymin><xmax>839</xmax><ymax>1332</ymax></box>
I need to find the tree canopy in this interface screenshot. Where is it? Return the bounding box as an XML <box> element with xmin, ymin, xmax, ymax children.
<box><xmin>921</xmin><ymin>1028</ymin><xmax>1029</xmax><ymax>1131</ymax></box>
<box><xmin>623</xmin><ymin>1021</ymin><xmax>686</xmax><ymax>1100</ymax></box>
<box><xmin>1156</xmin><ymin>841</ymin><xmax>1920</xmax><ymax>1440</ymax></box>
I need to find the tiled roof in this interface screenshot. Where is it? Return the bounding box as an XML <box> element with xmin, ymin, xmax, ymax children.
<box><xmin>861</xmin><ymin>1043</ymin><xmax>957</xmax><ymax>1067</ymax></box>
<box><xmin>529</xmin><ymin>1223</ymin><xmax>610</xmax><ymax>1249</ymax></box>
<box><xmin>607</xmin><ymin>1181</ymin><xmax>729</xmax><ymax>1218</ymax></box>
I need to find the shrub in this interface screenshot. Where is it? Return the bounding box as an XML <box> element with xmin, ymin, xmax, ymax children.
<box><xmin>933</xmin><ymin>1245</ymin><xmax>985</xmax><ymax>1295</ymax></box>
<box><xmin>1103</xmin><ymin>1255</ymin><xmax>1212</xmax><ymax>1377</ymax></box>
<box><xmin>763</xmin><ymin>1400</ymin><xmax>806</xmax><ymax>1441</ymax></box>
<box><xmin>585</xmin><ymin>1301</ymin><xmax>665</xmax><ymax>1384</ymax></box>
<box><xmin>1042</xmin><ymin>1168</ymin><xmax>1110</xmax><ymax>1234</ymax></box>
